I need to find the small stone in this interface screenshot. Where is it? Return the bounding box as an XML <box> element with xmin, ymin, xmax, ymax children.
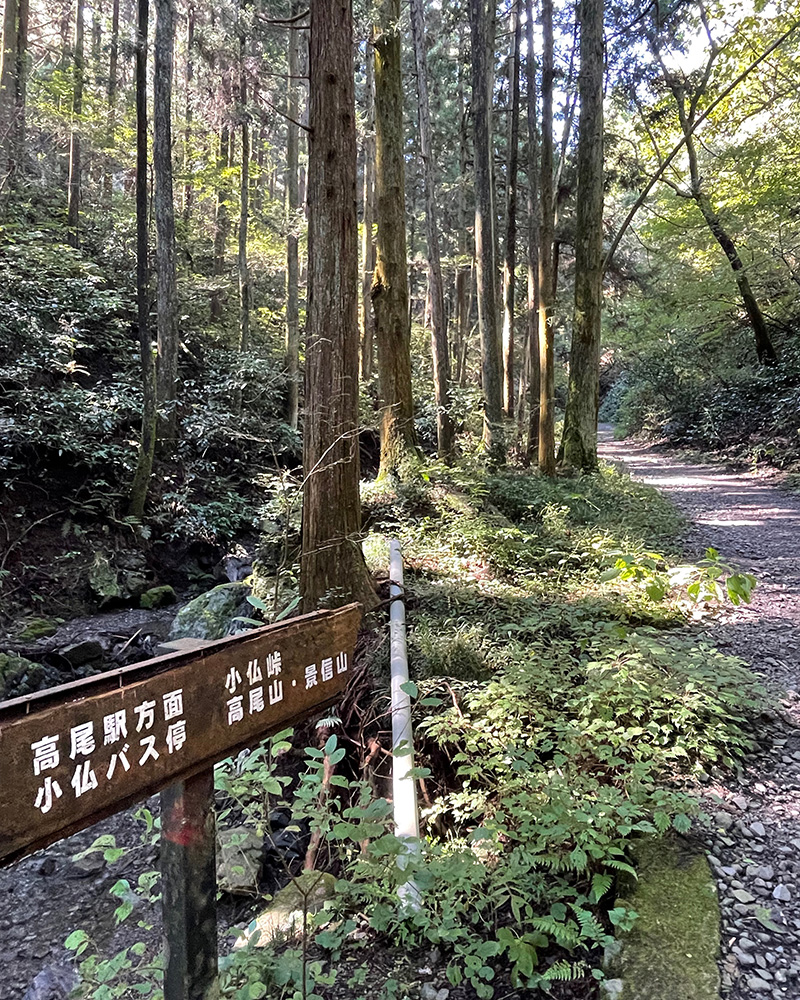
<box><xmin>38</xmin><ymin>857</ymin><xmax>56</xmax><ymax>876</ymax></box>
<box><xmin>734</xmin><ymin>949</ymin><xmax>756</xmax><ymax>966</ymax></box>
<box><xmin>732</xmin><ymin>888</ymin><xmax>756</xmax><ymax>904</ymax></box>
<box><xmin>739</xmin><ymin>937</ymin><xmax>757</xmax><ymax>952</ymax></box>
<box><xmin>747</xmin><ymin>977</ymin><xmax>772</xmax><ymax>991</ymax></box>
<box><xmin>68</xmin><ymin>854</ymin><xmax>106</xmax><ymax>878</ymax></box>
<box><xmin>773</xmin><ymin>884</ymin><xmax>792</xmax><ymax>902</ymax></box>
<box><xmin>750</xmin><ymin>821</ymin><xmax>766</xmax><ymax>837</ymax></box>
<box><xmin>714</xmin><ymin>812</ymin><xmax>734</xmax><ymax>830</ymax></box>
<box><xmin>758</xmin><ymin>866</ymin><xmax>775</xmax><ymax>880</ymax></box>
<box><xmin>733</xmin><ymin>795</ymin><xmax>749</xmax><ymax>811</ymax></box>
<box><xmin>421</xmin><ymin>985</ymin><xmax>438</xmax><ymax>1000</ymax></box>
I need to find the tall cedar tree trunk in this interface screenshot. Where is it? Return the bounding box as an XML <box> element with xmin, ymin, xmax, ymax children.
<box><xmin>285</xmin><ymin>1</ymin><xmax>301</xmax><ymax>430</ymax></box>
<box><xmin>0</xmin><ymin>0</ymin><xmax>19</xmax><ymax>189</ymax></box>
<box><xmin>301</xmin><ymin>0</ymin><xmax>376</xmax><ymax>611</ymax></box>
<box><xmin>183</xmin><ymin>3</ymin><xmax>194</xmax><ymax>221</ymax></box>
<box><xmin>469</xmin><ymin>0</ymin><xmax>505</xmax><ymax>464</ymax></box>
<box><xmin>1</xmin><ymin>0</ymin><xmax>28</xmax><ymax>193</ymax></box>
<box><xmin>154</xmin><ymin>0</ymin><xmax>179</xmax><ymax>446</ymax></box>
<box><xmin>67</xmin><ymin>0</ymin><xmax>84</xmax><ymax>246</ymax></box>
<box><xmin>103</xmin><ymin>0</ymin><xmax>120</xmax><ymax>204</ymax></box>
<box><xmin>409</xmin><ymin>0</ymin><xmax>455</xmax><ymax>462</ymax></box>
<box><xmin>537</xmin><ymin>0</ymin><xmax>556</xmax><ymax>475</ymax></box>
<box><xmin>674</xmin><ymin>85</ymin><xmax>777</xmax><ymax>365</ymax></box>
<box><xmin>128</xmin><ymin>0</ymin><xmax>156</xmax><ymax>518</ymax></box>
<box><xmin>359</xmin><ymin>41</ymin><xmax>376</xmax><ymax>382</ymax></box>
<box><xmin>454</xmin><ymin>28</ymin><xmax>471</xmax><ymax>387</ymax></box>
<box><xmin>523</xmin><ymin>0</ymin><xmax>540</xmax><ymax>462</ymax></box>
<box><xmin>560</xmin><ymin>0</ymin><xmax>604</xmax><ymax>470</ymax></box>
<box><xmin>213</xmin><ymin>126</ymin><xmax>230</xmax><ymax>280</ymax></box>
<box><xmin>14</xmin><ymin>0</ymin><xmax>28</xmax><ymax>172</ymax></box>
<box><xmin>372</xmin><ymin>0</ymin><xmax>419</xmax><ymax>479</ymax></box>
<box><xmin>237</xmin><ymin>21</ymin><xmax>251</xmax><ymax>361</ymax></box>
<box><xmin>502</xmin><ymin>0</ymin><xmax>521</xmax><ymax>419</ymax></box>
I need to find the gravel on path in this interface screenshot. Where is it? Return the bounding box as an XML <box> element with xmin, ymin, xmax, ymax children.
<box><xmin>600</xmin><ymin>432</ymin><xmax>800</xmax><ymax>1000</ymax></box>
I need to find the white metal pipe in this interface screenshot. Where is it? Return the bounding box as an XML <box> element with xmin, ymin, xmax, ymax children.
<box><xmin>389</xmin><ymin>539</ymin><xmax>421</xmax><ymax>908</ymax></box>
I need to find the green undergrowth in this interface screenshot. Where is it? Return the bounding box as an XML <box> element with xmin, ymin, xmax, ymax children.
<box><xmin>65</xmin><ymin>462</ymin><xmax>765</xmax><ymax>1000</ymax></box>
<box><xmin>345</xmin><ymin>463</ymin><xmax>763</xmax><ymax>994</ymax></box>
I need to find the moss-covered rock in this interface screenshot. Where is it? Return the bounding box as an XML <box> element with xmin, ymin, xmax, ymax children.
<box><xmin>217</xmin><ymin>826</ymin><xmax>264</xmax><ymax>895</ymax></box>
<box><xmin>237</xmin><ymin>871</ymin><xmax>336</xmax><ymax>947</ymax></box>
<box><xmin>89</xmin><ymin>550</ymin><xmax>149</xmax><ymax>606</ymax></box>
<box><xmin>16</xmin><ymin>617</ymin><xmax>61</xmax><ymax>640</ymax></box>
<box><xmin>606</xmin><ymin>836</ymin><xmax>721</xmax><ymax>1000</ymax></box>
<box><xmin>140</xmin><ymin>585</ymin><xmax>177</xmax><ymax>609</ymax></box>
<box><xmin>0</xmin><ymin>653</ymin><xmax>45</xmax><ymax>700</ymax></box>
<box><xmin>168</xmin><ymin>582</ymin><xmax>251</xmax><ymax>641</ymax></box>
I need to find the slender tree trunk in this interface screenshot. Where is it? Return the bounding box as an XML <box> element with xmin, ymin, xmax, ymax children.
<box><xmin>502</xmin><ymin>0</ymin><xmax>521</xmax><ymax>419</ymax></box>
<box><xmin>128</xmin><ymin>0</ymin><xmax>156</xmax><ymax>518</ymax></box>
<box><xmin>301</xmin><ymin>0</ymin><xmax>376</xmax><ymax>612</ymax></box>
<box><xmin>523</xmin><ymin>0</ymin><xmax>540</xmax><ymax>463</ymax></box>
<box><xmin>67</xmin><ymin>0</ymin><xmax>85</xmax><ymax>247</ymax></box>
<box><xmin>409</xmin><ymin>0</ymin><xmax>455</xmax><ymax>462</ymax></box>
<box><xmin>285</xmin><ymin>2</ymin><xmax>301</xmax><ymax>430</ymax></box>
<box><xmin>674</xmin><ymin>88</ymin><xmax>777</xmax><ymax>366</ymax></box>
<box><xmin>454</xmin><ymin>31</ymin><xmax>471</xmax><ymax>389</ymax></box>
<box><xmin>359</xmin><ymin>40</ymin><xmax>376</xmax><ymax>383</ymax></box>
<box><xmin>11</xmin><ymin>0</ymin><xmax>28</xmax><ymax>179</ymax></box>
<box><xmin>213</xmin><ymin>125</ymin><xmax>230</xmax><ymax>280</ymax></box>
<box><xmin>537</xmin><ymin>0</ymin><xmax>556</xmax><ymax>475</ymax></box>
<box><xmin>103</xmin><ymin>0</ymin><xmax>120</xmax><ymax>203</ymax></box>
<box><xmin>561</xmin><ymin>0</ymin><xmax>604</xmax><ymax>470</ymax></box>
<box><xmin>154</xmin><ymin>0</ymin><xmax>179</xmax><ymax>446</ymax></box>
<box><xmin>183</xmin><ymin>2</ymin><xmax>194</xmax><ymax>221</ymax></box>
<box><xmin>469</xmin><ymin>0</ymin><xmax>505</xmax><ymax>464</ymax></box>
<box><xmin>237</xmin><ymin>25</ymin><xmax>250</xmax><ymax>359</ymax></box>
<box><xmin>694</xmin><ymin>186</ymin><xmax>777</xmax><ymax>364</ymax></box>
<box><xmin>0</xmin><ymin>0</ymin><xmax>19</xmax><ymax>189</ymax></box>
<box><xmin>372</xmin><ymin>0</ymin><xmax>419</xmax><ymax>479</ymax></box>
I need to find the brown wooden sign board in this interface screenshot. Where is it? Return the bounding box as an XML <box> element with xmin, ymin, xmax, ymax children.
<box><xmin>0</xmin><ymin>603</ymin><xmax>362</xmax><ymax>867</ymax></box>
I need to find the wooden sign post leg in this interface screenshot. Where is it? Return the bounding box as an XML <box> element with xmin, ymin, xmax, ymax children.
<box><xmin>161</xmin><ymin>769</ymin><xmax>220</xmax><ymax>1000</ymax></box>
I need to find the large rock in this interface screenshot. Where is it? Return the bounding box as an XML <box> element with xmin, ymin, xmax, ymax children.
<box><xmin>168</xmin><ymin>582</ymin><xmax>251</xmax><ymax>641</ymax></box>
<box><xmin>217</xmin><ymin>826</ymin><xmax>264</xmax><ymax>895</ymax></box>
<box><xmin>0</xmin><ymin>652</ymin><xmax>45</xmax><ymax>700</ymax></box>
<box><xmin>606</xmin><ymin>836</ymin><xmax>721</xmax><ymax>1000</ymax></box>
<box><xmin>89</xmin><ymin>550</ymin><xmax>149</xmax><ymax>606</ymax></box>
<box><xmin>236</xmin><ymin>871</ymin><xmax>336</xmax><ymax>947</ymax></box>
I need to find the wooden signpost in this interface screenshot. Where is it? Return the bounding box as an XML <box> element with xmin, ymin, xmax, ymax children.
<box><xmin>0</xmin><ymin>603</ymin><xmax>362</xmax><ymax>998</ymax></box>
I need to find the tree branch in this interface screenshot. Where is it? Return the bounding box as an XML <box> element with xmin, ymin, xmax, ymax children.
<box><xmin>603</xmin><ymin>19</ymin><xmax>800</xmax><ymax>273</ymax></box>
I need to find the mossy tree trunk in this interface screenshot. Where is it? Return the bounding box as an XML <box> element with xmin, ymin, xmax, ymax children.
<box><xmin>469</xmin><ymin>0</ymin><xmax>505</xmax><ymax>465</ymax></box>
<box><xmin>372</xmin><ymin>0</ymin><xmax>420</xmax><ymax>480</ymax></box>
<box><xmin>285</xmin><ymin>0</ymin><xmax>301</xmax><ymax>430</ymax></box>
<box><xmin>523</xmin><ymin>0</ymin><xmax>540</xmax><ymax>464</ymax></box>
<box><xmin>154</xmin><ymin>0</ymin><xmax>179</xmax><ymax>448</ymax></box>
<box><xmin>360</xmin><ymin>40</ymin><xmax>376</xmax><ymax>383</ymax></box>
<box><xmin>409</xmin><ymin>0</ymin><xmax>455</xmax><ymax>463</ymax></box>
<box><xmin>502</xmin><ymin>0</ymin><xmax>521</xmax><ymax>420</ymax></box>
<box><xmin>301</xmin><ymin>0</ymin><xmax>376</xmax><ymax>612</ymax></box>
<box><xmin>213</xmin><ymin>125</ymin><xmax>230</xmax><ymax>283</ymax></box>
<box><xmin>538</xmin><ymin>0</ymin><xmax>556</xmax><ymax>476</ymax></box>
<box><xmin>0</xmin><ymin>0</ymin><xmax>19</xmax><ymax>191</ymax></box>
<box><xmin>66</xmin><ymin>0</ymin><xmax>84</xmax><ymax>247</ymax></box>
<box><xmin>128</xmin><ymin>0</ymin><xmax>155</xmax><ymax>519</ymax></box>
<box><xmin>560</xmin><ymin>0</ymin><xmax>604</xmax><ymax>471</ymax></box>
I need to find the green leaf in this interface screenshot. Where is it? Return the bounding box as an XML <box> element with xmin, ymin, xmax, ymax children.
<box><xmin>400</xmin><ymin>680</ymin><xmax>418</xmax><ymax>699</ymax></box>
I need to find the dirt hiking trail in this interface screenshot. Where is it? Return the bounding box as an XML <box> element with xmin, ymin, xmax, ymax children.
<box><xmin>600</xmin><ymin>430</ymin><xmax>800</xmax><ymax>999</ymax></box>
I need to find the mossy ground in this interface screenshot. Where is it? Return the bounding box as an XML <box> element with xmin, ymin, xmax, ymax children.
<box><xmin>609</xmin><ymin>836</ymin><xmax>720</xmax><ymax>1000</ymax></box>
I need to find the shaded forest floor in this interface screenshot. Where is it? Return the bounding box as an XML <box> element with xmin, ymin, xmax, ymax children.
<box><xmin>600</xmin><ymin>429</ymin><xmax>800</xmax><ymax>999</ymax></box>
